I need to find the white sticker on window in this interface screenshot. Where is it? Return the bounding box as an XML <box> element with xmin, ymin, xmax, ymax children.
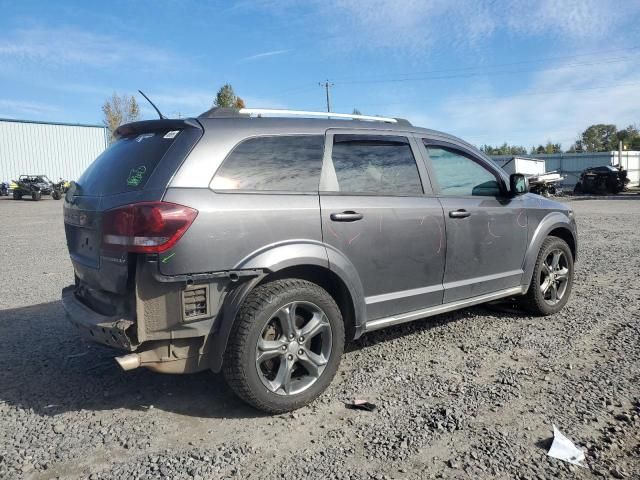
<box><xmin>136</xmin><ymin>133</ymin><xmax>155</xmax><ymax>143</ymax></box>
<box><xmin>164</xmin><ymin>130</ymin><xmax>180</xmax><ymax>139</ymax></box>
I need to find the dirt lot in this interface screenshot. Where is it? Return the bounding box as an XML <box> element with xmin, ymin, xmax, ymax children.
<box><xmin>0</xmin><ymin>196</ymin><xmax>639</xmax><ymax>480</ymax></box>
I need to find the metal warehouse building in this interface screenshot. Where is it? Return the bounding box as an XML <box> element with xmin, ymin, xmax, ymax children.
<box><xmin>0</xmin><ymin>118</ymin><xmax>109</xmax><ymax>183</ymax></box>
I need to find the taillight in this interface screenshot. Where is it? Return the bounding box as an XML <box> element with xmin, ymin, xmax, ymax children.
<box><xmin>102</xmin><ymin>202</ymin><xmax>198</xmax><ymax>253</ymax></box>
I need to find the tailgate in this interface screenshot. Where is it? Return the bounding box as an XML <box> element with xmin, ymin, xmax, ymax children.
<box><xmin>63</xmin><ymin>119</ymin><xmax>203</xmax><ymax>294</ymax></box>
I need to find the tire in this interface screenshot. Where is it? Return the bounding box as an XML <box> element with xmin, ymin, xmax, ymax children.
<box><xmin>52</xmin><ymin>190</ymin><xmax>62</xmax><ymax>200</ymax></box>
<box><xmin>31</xmin><ymin>191</ymin><xmax>42</xmax><ymax>201</ymax></box>
<box><xmin>13</xmin><ymin>191</ymin><xmax>22</xmax><ymax>200</ymax></box>
<box><xmin>223</xmin><ymin>279</ymin><xmax>345</xmax><ymax>413</ymax></box>
<box><xmin>521</xmin><ymin>236</ymin><xmax>574</xmax><ymax>316</ymax></box>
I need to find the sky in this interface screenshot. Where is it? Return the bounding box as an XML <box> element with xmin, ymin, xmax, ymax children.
<box><xmin>1</xmin><ymin>0</ymin><xmax>639</xmax><ymax>150</ymax></box>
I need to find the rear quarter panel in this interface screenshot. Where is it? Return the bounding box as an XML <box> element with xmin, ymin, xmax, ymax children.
<box><xmin>159</xmin><ymin>188</ymin><xmax>323</xmax><ymax>275</ymax></box>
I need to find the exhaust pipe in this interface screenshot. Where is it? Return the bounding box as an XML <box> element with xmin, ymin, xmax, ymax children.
<box><xmin>115</xmin><ymin>353</ymin><xmax>141</xmax><ymax>371</ymax></box>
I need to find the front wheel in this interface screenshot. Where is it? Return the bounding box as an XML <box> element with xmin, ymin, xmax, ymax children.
<box><xmin>223</xmin><ymin>279</ymin><xmax>344</xmax><ymax>413</ymax></box>
<box><xmin>13</xmin><ymin>191</ymin><xmax>22</xmax><ymax>200</ymax></box>
<box><xmin>31</xmin><ymin>191</ymin><xmax>41</xmax><ymax>201</ymax></box>
<box><xmin>522</xmin><ymin>236</ymin><xmax>574</xmax><ymax>316</ymax></box>
<box><xmin>52</xmin><ymin>190</ymin><xmax>62</xmax><ymax>200</ymax></box>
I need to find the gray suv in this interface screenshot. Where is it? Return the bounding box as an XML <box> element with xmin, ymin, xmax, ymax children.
<box><xmin>62</xmin><ymin>108</ymin><xmax>577</xmax><ymax>413</ymax></box>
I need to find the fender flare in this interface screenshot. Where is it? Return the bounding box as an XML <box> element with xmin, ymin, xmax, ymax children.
<box><xmin>521</xmin><ymin>212</ymin><xmax>577</xmax><ymax>290</ymax></box>
<box><xmin>209</xmin><ymin>240</ymin><xmax>366</xmax><ymax>372</ymax></box>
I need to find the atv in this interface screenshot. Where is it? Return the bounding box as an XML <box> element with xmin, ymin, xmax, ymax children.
<box><xmin>11</xmin><ymin>175</ymin><xmax>63</xmax><ymax>201</ymax></box>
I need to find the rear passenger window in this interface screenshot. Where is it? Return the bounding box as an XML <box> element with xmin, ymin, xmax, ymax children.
<box><xmin>211</xmin><ymin>135</ymin><xmax>324</xmax><ymax>192</ymax></box>
<box><xmin>330</xmin><ymin>135</ymin><xmax>423</xmax><ymax>195</ymax></box>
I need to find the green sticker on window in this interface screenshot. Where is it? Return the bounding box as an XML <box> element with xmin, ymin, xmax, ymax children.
<box><xmin>127</xmin><ymin>166</ymin><xmax>147</xmax><ymax>186</ymax></box>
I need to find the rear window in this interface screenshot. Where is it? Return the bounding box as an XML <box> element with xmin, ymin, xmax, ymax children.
<box><xmin>330</xmin><ymin>135</ymin><xmax>423</xmax><ymax>195</ymax></box>
<box><xmin>210</xmin><ymin>135</ymin><xmax>324</xmax><ymax>192</ymax></box>
<box><xmin>76</xmin><ymin>130</ymin><xmax>180</xmax><ymax>195</ymax></box>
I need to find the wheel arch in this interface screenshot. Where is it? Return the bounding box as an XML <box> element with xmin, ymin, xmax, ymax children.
<box><xmin>209</xmin><ymin>241</ymin><xmax>366</xmax><ymax>372</ymax></box>
<box><xmin>521</xmin><ymin>212</ymin><xmax>577</xmax><ymax>291</ymax></box>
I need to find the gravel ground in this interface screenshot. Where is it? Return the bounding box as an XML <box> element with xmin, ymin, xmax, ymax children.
<box><xmin>0</xmin><ymin>196</ymin><xmax>639</xmax><ymax>479</ymax></box>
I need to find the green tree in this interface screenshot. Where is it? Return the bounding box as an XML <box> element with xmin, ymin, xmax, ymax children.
<box><xmin>574</xmin><ymin>124</ymin><xmax>618</xmax><ymax>152</ymax></box>
<box><xmin>102</xmin><ymin>93</ymin><xmax>141</xmax><ymax>140</ymax></box>
<box><xmin>480</xmin><ymin>143</ymin><xmax>526</xmax><ymax>155</ymax></box>
<box><xmin>616</xmin><ymin>124</ymin><xmax>640</xmax><ymax>149</ymax></box>
<box><xmin>214</xmin><ymin>83</ymin><xmax>245</xmax><ymax>109</ymax></box>
<box><xmin>544</xmin><ymin>141</ymin><xmax>562</xmax><ymax>154</ymax></box>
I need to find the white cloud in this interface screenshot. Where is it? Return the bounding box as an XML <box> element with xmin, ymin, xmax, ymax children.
<box><xmin>278</xmin><ymin>0</ymin><xmax>640</xmax><ymax>53</ymax></box>
<box><xmin>239</xmin><ymin>49</ymin><xmax>290</xmax><ymax>62</ymax></box>
<box><xmin>408</xmin><ymin>62</ymin><xmax>640</xmax><ymax>149</ymax></box>
<box><xmin>0</xmin><ymin>99</ymin><xmax>60</xmax><ymax>117</ymax></box>
<box><xmin>0</xmin><ymin>26</ymin><xmax>177</xmax><ymax>69</ymax></box>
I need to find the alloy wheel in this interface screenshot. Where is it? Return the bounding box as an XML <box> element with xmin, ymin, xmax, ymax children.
<box><xmin>539</xmin><ymin>249</ymin><xmax>570</xmax><ymax>305</ymax></box>
<box><xmin>255</xmin><ymin>301</ymin><xmax>333</xmax><ymax>396</ymax></box>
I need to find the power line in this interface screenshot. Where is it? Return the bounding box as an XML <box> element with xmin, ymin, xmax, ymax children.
<box><xmin>332</xmin><ymin>54</ymin><xmax>640</xmax><ymax>86</ymax></box>
<box><xmin>269</xmin><ymin>45</ymin><xmax>640</xmax><ymax>98</ymax></box>
<box><xmin>353</xmin><ymin>80</ymin><xmax>640</xmax><ymax>109</ymax></box>
<box><xmin>329</xmin><ymin>45</ymin><xmax>640</xmax><ymax>83</ymax></box>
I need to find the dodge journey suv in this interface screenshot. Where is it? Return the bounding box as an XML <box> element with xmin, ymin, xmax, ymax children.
<box><xmin>62</xmin><ymin>108</ymin><xmax>577</xmax><ymax>413</ymax></box>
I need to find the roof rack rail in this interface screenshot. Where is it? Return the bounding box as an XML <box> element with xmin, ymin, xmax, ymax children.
<box><xmin>238</xmin><ymin>108</ymin><xmax>409</xmax><ymax>125</ymax></box>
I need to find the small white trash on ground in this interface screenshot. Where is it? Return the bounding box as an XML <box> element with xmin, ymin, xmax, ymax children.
<box><xmin>547</xmin><ymin>425</ymin><xmax>586</xmax><ymax>467</ymax></box>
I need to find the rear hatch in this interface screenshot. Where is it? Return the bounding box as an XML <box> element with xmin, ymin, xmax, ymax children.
<box><xmin>64</xmin><ymin>119</ymin><xmax>203</xmax><ymax>296</ymax></box>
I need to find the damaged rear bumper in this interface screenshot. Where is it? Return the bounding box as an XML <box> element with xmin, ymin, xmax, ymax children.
<box><xmin>61</xmin><ymin>285</ymin><xmax>137</xmax><ymax>351</ymax></box>
<box><xmin>61</xmin><ymin>284</ymin><xmax>211</xmax><ymax>374</ymax></box>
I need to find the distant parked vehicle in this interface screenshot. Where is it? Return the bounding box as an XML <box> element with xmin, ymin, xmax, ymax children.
<box><xmin>53</xmin><ymin>178</ymin><xmax>71</xmax><ymax>194</ymax></box>
<box><xmin>574</xmin><ymin>165</ymin><xmax>629</xmax><ymax>195</ymax></box>
<box><xmin>11</xmin><ymin>174</ymin><xmax>63</xmax><ymax>200</ymax></box>
<box><xmin>0</xmin><ymin>182</ymin><xmax>9</xmax><ymax>196</ymax></box>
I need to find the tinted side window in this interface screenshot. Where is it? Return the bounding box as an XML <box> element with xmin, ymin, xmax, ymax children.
<box><xmin>331</xmin><ymin>135</ymin><xmax>423</xmax><ymax>195</ymax></box>
<box><xmin>425</xmin><ymin>144</ymin><xmax>501</xmax><ymax>196</ymax></box>
<box><xmin>211</xmin><ymin>135</ymin><xmax>324</xmax><ymax>192</ymax></box>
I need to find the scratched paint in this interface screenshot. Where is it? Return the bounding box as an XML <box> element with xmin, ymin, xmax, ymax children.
<box><xmin>327</xmin><ymin>224</ymin><xmax>340</xmax><ymax>239</ymax></box>
<box><xmin>348</xmin><ymin>232</ymin><xmax>361</xmax><ymax>245</ymax></box>
<box><xmin>487</xmin><ymin>220</ymin><xmax>501</xmax><ymax>238</ymax></box>
<box><xmin>161</xmin><ymin>252</ymin><xmax>176</xmax><ymax>263</ymax></box>
<box><xmin>517</xmin><ymin>209</ymin><xmax>528</xmax><ymax>228</ymax></box>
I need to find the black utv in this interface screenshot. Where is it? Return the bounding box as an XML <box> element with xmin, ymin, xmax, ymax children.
<box><xmin>12</xmin><ymin>175</ymin><xmax>63</xmax><ymax>201</ymax></box>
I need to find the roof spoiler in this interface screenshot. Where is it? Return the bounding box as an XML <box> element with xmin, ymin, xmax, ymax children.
<box><xmin>114</xmin><ymin>118</ymin><xmax>202</xmax><ymax>139</ymax></box>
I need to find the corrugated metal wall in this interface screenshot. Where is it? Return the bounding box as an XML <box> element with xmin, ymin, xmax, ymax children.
<box><xmin>491</xmin><ymin>152</ymin><xmax>640</xmax><ymax>188</ymax></box>
<box><xmin>0</xmin><ymin>118</ymin><xmax>109</xmax><ymax>182</ymax></box>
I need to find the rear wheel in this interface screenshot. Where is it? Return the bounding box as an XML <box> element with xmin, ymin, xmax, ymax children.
<box><xmin>52</xmin><ymin>190</ymin><xmax>62</xmax><ymax>200</ymax></box>
<box><xmin>522</xmin><ymin>236</ymin><xmax>574</xmax><ymax>316</ymax></box>
<box><xmin>223</xmin><ymin>279</ymin><xmax>344</xmax><ymax>413</ymax></box>
<box><xmin>31</xmin><ymin>191</ymin><xmax>41</xmax><ymax>201</ymax></box>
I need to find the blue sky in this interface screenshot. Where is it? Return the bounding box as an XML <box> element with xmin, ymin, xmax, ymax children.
<box><xmin>1</xmin><ymin>0</ymin><xmax>639</xmax><ymax>149</ymax></box>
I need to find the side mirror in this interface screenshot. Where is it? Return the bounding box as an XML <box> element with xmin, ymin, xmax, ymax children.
<box><xmin>509</xmin><ymin>173</ymin><xmax>529</xmax><ymax>195</ymax></box>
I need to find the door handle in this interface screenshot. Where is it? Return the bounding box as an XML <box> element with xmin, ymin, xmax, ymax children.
<box><xmin>330</xmin><ymin>211</ymin><xmax>364</xmax><ymax>222</ymax></box>
<box><xmin>449</xmin><ymin>209</ymin><xmax>471</xmax><ymax>219</ymax></box>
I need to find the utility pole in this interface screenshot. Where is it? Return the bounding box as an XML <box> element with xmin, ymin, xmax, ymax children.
<box><xmin>319</xmin><ymin>80</ymin><xmax>334</xmax><ymax>112</ymax></box>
